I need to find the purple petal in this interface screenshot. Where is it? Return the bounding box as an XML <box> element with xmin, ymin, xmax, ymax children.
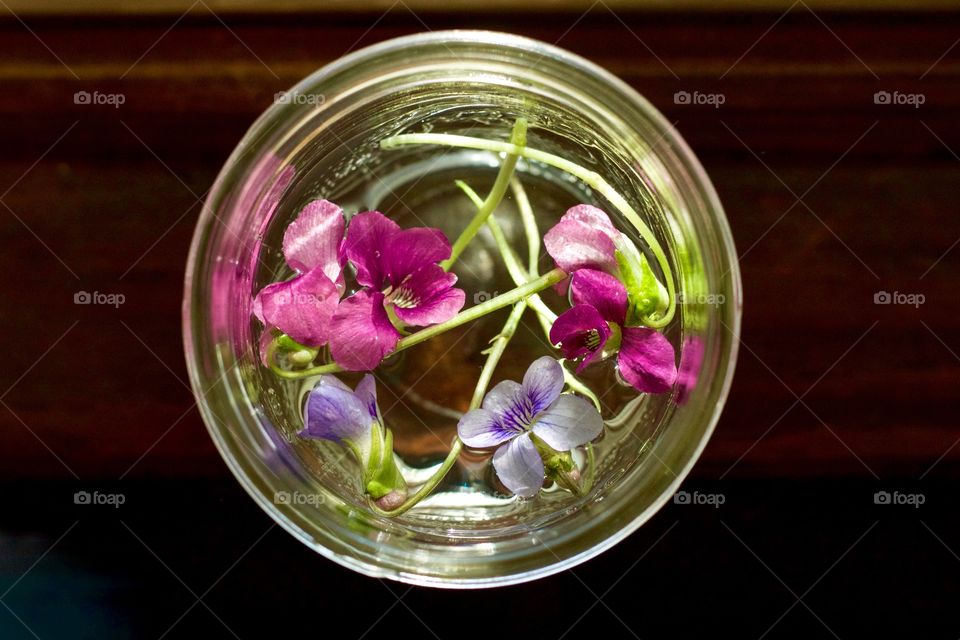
<box><xmin>344</xmin><ymin>211</ymin><xmax>400</xmax><ymax>288</ymax></box>
<box><xmin>381</xmin><ymin>227</ymin><xmax>452</xmax><ymax>284</ymax></box>
<box><xmin>676</xmin><ymin>336</ymin><xmax>705</xmax><ymax>404</ymax></box>
<box><xmin>521</xmin><ymin>356</ymin><xmax>564</xmax><ymax>416</ymax></box>
<box><xmin>283</xmin><ymin>199</ymin><xmax>346</xmax><ymax>291</ymax></box>
<box><xmin>328</xmin><ymin>290</ymin><xmax>400</xmax><ymax>371</ymax></box>
<box><xmin>481</xmin><ymin>380</ymin><xmax>533</xmax><ymax>433</ymax></box>
<box><xmin>354</xmin><ymin>374</ymin><xmax>380</xmax><ymax>420</ymax></box>
<box><xmin>301</xmin><ymin>375</ymin><xmax>371</xmax><ymax>442</ymax></box>
<box><xmin>618</xmin><ymin>327</ymin><xmax>678</xmax><ymax>394</ymax></box>
<box><xmin>570</xmin><ymin>269</ymin><xmax>627</xmax><ymax>325</ymax></box>
<box><xmin>549</xmin><ymin>305</ymin><xmax>612</xmax><ymax>372</ymax></box>
<box><xmin>532</xmin><ymin>394</ymin><xmax>603</xmax><ymax>451</ymax></box>
<box><xmin>252</xmin><ymin>267</ymin><xmax>339</xmax><ymax>347</ymax></box>
<box><xmin>390</xmin><ymin>264</ymin><xmax>465</xmax><ymax>327</ymax></box>
<box><xmin>492</xmin><ymin>433</ymin><xmax>544</xmax><ymax>498</ymax></box>
<box><xmin>544</xmin><ymin>205</ymin><xmax>620</xmax><ymax>274</ymax></box>
<box><xmin>457</xmin><ymin>408</ymin><xmax>517</xmax><ymax>448</ymax></box>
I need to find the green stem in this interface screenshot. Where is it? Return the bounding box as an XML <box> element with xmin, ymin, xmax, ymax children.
<box><xmin>440</xmin><ymin>118</ymin><xmax>527</xmax><ymax>271</ymax></box>
<box><xmin>381</xmin><ymin>132</ymin><xmax>676</xmax><ymax>328</ymax></box>
<box><xmin>266</xmin><ymin>268</ymin><xmax>566</xmax><ymax>378</ymax></box>
<box><xmin>511</xmin><ymin>176</ymin><xmax>540</xmax><ymax>276</ymax></box>
<box><xmin>371</xmin><ymin>300</ymin><xmax>530</xmax><ymax>517</ymax></box>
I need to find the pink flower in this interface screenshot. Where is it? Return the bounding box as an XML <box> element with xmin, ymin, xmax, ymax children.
<box><xmin>329</xmin><ymin>212</ymin><xmax>465</xmax><ymax>371</ymax></box>
<box><xmin>549</xmin><ymin>269</ymin><xmax>677</xmax><ymax>394</ymax></box>
<box><xmin>543</xmin><ymin>204</ymin><xmax>622</xmax><ymax>276</ymax></box>
<box><xmin>252</xmin><ymin>200</ymin><xmax>346</xmax><ymax>347</ymax></box>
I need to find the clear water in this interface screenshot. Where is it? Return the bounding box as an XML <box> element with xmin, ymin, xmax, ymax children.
<box><xmin>256</xmin><ymin>151</ymin><xmax>670</xmax><ymax>530</ymax></box>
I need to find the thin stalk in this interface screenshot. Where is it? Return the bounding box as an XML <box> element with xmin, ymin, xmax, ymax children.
<box><xmin>381</xmin><ymin>132</ymin><xmax>676</xmax><ymax>328</ymax></box>
<box><xmin>511</xmin><ymin>176</ymin><xmax>540</xmax><ymax>276</ymax></box>
<box><xmin>441</xmin><ymin>118</ymin><xmax>527</xmax><ymax>271</ymax></box>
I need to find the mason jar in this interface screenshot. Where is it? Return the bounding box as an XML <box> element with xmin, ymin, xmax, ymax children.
<box><xmin>183</xmin><ymin>30</ymin><xmax>741</xmax><ymax>587</ymax></box>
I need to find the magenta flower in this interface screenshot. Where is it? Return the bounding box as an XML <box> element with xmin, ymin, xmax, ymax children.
<box><xmin>544</xmin><ymin>204</ymin><xmax>622</xmax><ymax>275</ymax></box>
<box><xmin>253</xmin><ymin>199</ymin><xmax>346</xmax><ymax>346</ymax></box>
<box><xmin>549</xmin><ymin>269</ymin><xmax>677</xmax><ymax>394</ymax></box>
<box><xmin>329</xmin><ymin>212</ymin><xmax>465</xmax><ymax>371</ymax></box>
<box><xmin>457</xmin><ymin>357</ymin><xmax>602</xmax><ymax>497</ymax></box>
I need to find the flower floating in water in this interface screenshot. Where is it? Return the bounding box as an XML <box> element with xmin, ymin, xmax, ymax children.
<box><xmin>550</xmin><ymin>269</ymin><xmax>677</xmax><ymax>393</ymax></box>
<box><xmin>300</xmin><ymin>374</ymin><xmax>407</xmax><ymax>509</ymax></box>
<box><xmin>457</xmin><ymin>357</ymin><xmax>602</xmax><ymax>497</ymax></box>
<box><xmin>331</xmin><ymin>211</ymin><xmax>465</xmax><ymax>370</ymax></box>
<box><xmin>253</xmin><ymin>199</ymin><xmax>346</xmax><ymax>347</ymax></box>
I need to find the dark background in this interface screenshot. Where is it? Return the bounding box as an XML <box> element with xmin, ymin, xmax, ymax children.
<box><xmin>1</xmin><ymin>2</ymin><xmax>958</xmax><ymax>638</ymax></box>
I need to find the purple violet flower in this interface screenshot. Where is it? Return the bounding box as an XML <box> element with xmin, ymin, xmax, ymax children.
<box><xmin>253</xmin><ymin>199</ymin><xmax>346</xmax><ymax>347</ymax></box>
<box><xmin>329</xmin><ymin>211</ymin><xmax>465</xmax><ymax>371</ymax></box>
<box><xmin>300</xmin><ymin>374</ymin><xmax>406</xmax><ymax>509</ymax></box>
<box><xmin>549</xmin><ymin>269</ymin><xmax>677</xmax><ymax>394</ymax></box>
<box><xmin>457</xmin><ymin>357</ymin><xmax>602</xmax><ymax>498</ymax></box>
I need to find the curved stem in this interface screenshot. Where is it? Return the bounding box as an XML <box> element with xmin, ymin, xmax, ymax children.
<box><xmin>511</xmin><ymin>176</ymin><xmax>540</xmax><ymax>276</ymax></box>
<box><xmin>441</xmin><ymin>118</ymin><xmax>527</xmax><ymax>271</ymax></box>
<box><xmin>267</xmin><ymin>268</ymin><xmax>566</xmax><ymax>378</ymax></box>
<box><xmin>381</xmin><ymin>132</ymin><xmax>676</xmax><ymax>328</ymax></box>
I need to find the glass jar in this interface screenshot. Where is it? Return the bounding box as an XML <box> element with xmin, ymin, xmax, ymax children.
<box><xmin>183</xmin><ymin>30</ymin><xmax>741</xmax><ymax>587</ymax></box>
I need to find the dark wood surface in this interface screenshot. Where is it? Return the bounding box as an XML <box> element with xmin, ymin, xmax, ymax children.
<box><xmin>0</xmin><ymin>8</ymin><xmax>958</xmax><ymax>637</ymax></box>
<box><xmin>2</xmin><ymin>8</ymin><xmax>958</xmax><ymax>480</ymax></box>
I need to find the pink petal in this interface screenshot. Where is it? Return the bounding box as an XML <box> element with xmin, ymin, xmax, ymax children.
<box><xmin>390</xmin><ymin>264</ymin><xmax>465</xmax><ymax>327</ymax></box>
<box><xmin>618</xmin><ymin>327</ymin><xmax>678</xmax><ymax>394</ymax></box>
<box><xmin>252</xmin><ymin>267</ymin><xmax>339</xmax><ymax>347</ymax></box>
<box><xmin>381</xmin><ymin>227</ymin><xmax>452</xmax><ymax>284</ymax></box>
<box><xmin>283</xmin><ymin>199</ymin><xmax>346</xmax><ymax>291</ymax></box>
<box><xmin>344</xmin><ymin>211</ymin><xmax>400</xmax><ymax>288</ymax></box>
<box><xmin>570</xmin><ymin>269</ymin><xmax>628</xmax><ymax>325</ymax></box>
<box><xmin>328</xmin><ymin>290</ymin><xmax>400</xmax><ymax>371</ymax></box>
<box><xmin>544</xmin><ymin>205</ymin><xmax>620</xmax><ymax>274</ymax></box>
<box><xmin>549</xmin><ymin>305</ymin><xmax>611</xmax><ymax>372</ymax></box>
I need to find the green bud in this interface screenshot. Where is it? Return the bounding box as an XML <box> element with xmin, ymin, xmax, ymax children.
<box><xmin>615</xmin><ymin>236</ymin><xmax>668</xmax><ymax>326</ymax></box>
<box><xmin>362</xmin><ymin>422</ymin><xmax>408</xmax><ymax>503</ymax></box>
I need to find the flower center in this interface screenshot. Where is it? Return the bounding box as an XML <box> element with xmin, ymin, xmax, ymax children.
<box><xmin>384</xmin><ymin>283</ymin><xmax>420</xmax><ymax>309</ymax></box>
<box><xmin>584</xmin><ymin>329</ymin><xmax>602</xmax><ymax>350</ymax></box>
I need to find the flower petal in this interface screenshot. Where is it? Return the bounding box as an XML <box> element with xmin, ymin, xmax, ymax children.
<box><xmin>301</xmin><ymin>375</ymin><xmax>371</xmax><ymax>443</ymax></box>
<box><xmin>354</xmin><ymin>373</ymin><xmax>380</xmax><ymax>421</ymax></box>
<box><xmin>283</xmin><ymin>199</ymin><xmax>346</xmax><ymax>290</ymax></box>
<box><xmin>458</xmin><ymin>408</ymin><xmax>517</xmax><ymax>448</ymax></box>
<box><xmin>544</xmin><ymin>205</ymin><xmax>620</xmax><ymax>274</ymax></box>
<box><xmin>343</xmin><ymin>211</ymin><xmax>400</xmax><ymax>288</ymax></box>
<box><xmin>252</xmin><ymin>267</ymin><xmax>339</xmax><ymax>347</ymax></box>
<box><xmin>532</xmin><ymin>394</ymin><xmax>603</xmax><ymax>451</ymax></box>
<box><xmin>676</xmin><ymin>336</ymin><xmax>705</xmax><ymax>405</ymax></box>
<box><xmin>570</xmin><ymin>269</ymin><xmax>627</xmax><ymax>325</ymax></box>
<box><xmin>328</xmin><ymin>290</ymin><xmax>400</xmax><ymax>371</ymax></box>
<box><xmin>481</xmin><ymin>380</ymin><xmax>532</xmax><ymax>433</ymax></box>
<box><xmin>382</xmin><ymin>227</ymin><xmax>452</xmax><ymax>284</ymax></box>
<box><xmin>618</xmin><ymin>327</ymin><xmax>678</xmax><ymax>393</ymax></box>
<box><xmin>390</xmin><ymin>264</ymin><xmax>465</xmax><ymax>327</ymax></box>
<box><xmin>492</xmin><ymin>433</ymin><xmax>544</xmax><ymax>498</ymax></box>
<box><xmin>521</xmin><ymin>356</ymin><xmax>564</xmax><ymax>416</ymax></box>
<box><xmin>549</xmin><ymin>305</ymin><xmax>611</xmax><ymax>372</ymax></box>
